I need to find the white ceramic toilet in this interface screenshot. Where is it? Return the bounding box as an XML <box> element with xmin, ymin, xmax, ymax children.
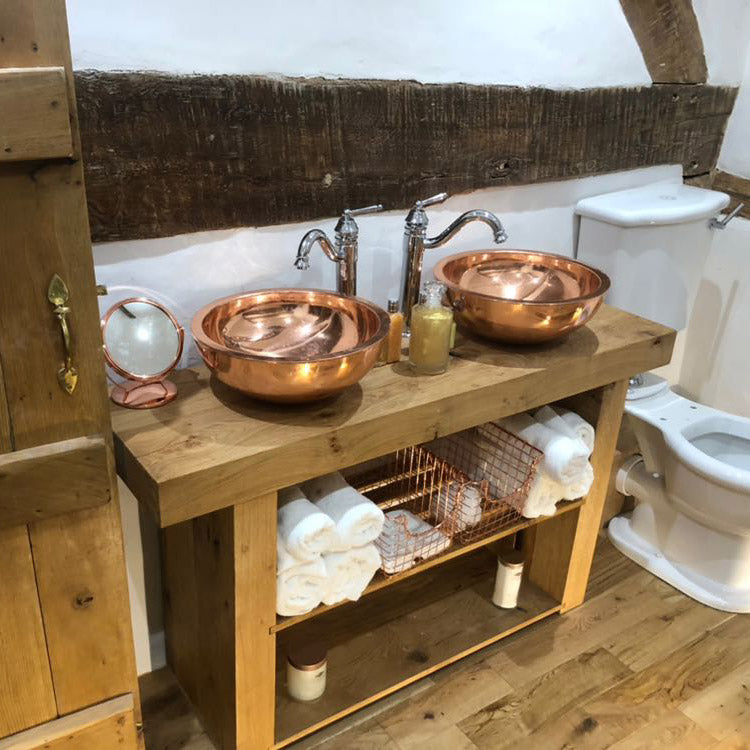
<box><xmin>575</xmin><ymin>181</ymin><xmax>750</xmax><ymax>613</ymax></box>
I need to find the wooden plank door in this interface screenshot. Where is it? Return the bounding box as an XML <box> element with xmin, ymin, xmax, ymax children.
<box><xmin>0</xmin><ymin>1</ymin><xmax>142</xmax><ymax>746</ymax></box>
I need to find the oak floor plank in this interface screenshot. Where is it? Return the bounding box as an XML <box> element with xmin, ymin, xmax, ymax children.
<box><xmin>457</xmin><ymin>648</ymin><xmax>632</xmax><ymax>749</ymax></box>
<box><xmin>536</xmin><ymin>616</ymin><xmax>750</xmax><ymax>749</ymax></box>
<box><xmin>607</xmin><ymin>709</ymin><xmax>717</xmax><ymax>750</ymax></box>
<box><xmin>680</xmin><ymin>659</ymin><xmax>750</xmax><ymax>744</ymax></box>
<box><xmin>378</xmin><ymin>662</ymin><xmax>512</xmax><ymax>748</ymax></box>
<box><xmin>603</xmin><ymin>592</ymin><xmax>732</xmax><ymax>673</ymax></box>
<box><xmin>485</xmin><ymin>569</ymin><xmax>666</xmax><ymax>688</ymax></box>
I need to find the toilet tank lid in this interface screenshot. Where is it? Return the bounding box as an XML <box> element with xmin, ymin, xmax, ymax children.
<box><xmin>575</xmin><ymin>183</ymin><xmax>729</xmax><ymax>227</ymax></box>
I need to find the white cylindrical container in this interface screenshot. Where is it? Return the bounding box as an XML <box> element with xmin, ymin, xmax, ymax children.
<box><xmin>492</xmin><ymin>550</ymin><xmax>525</xmax><ymax>609</ymax></box>
<box><xmin>286</xmin><ymin>643</ymin><xmax>327</xmax><ymax>702</ymax></box>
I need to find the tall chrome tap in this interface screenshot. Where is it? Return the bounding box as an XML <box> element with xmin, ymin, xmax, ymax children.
<box><xmin>399</xmin><ymin>192</ymin><xmax>508</xmax><ymax>329</ymax></box>
<box><xmin>295</xmin><ymin>204</ymin><xmax>384</xmax><ymax>296</ymax></box>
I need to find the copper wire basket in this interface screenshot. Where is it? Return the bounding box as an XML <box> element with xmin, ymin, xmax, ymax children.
<box><xmin>425</xmin><ymin>423</ymin><xmax>543</xmax><ymax>543</ymax></box>
<box><xmin>348</xmin><ymin>446</ymin><xmax>486</xmax><ymax>575</ymax></box>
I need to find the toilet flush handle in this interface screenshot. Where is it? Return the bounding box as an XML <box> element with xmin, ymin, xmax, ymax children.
<box><xmin>709</xmin><ymin>202</ymin><xmax>744</xmax><ymax>230</ymax></box>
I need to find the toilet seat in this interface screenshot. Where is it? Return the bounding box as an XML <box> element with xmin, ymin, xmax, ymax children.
<box><xmin>626</xmin><ymin>377</ymin><xmax>750</xmax><ymax>494</ymax></box>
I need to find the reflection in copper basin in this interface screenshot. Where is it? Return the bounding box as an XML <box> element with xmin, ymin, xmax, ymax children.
<box><xmin>192</xmin><ymin>289</ymin><xmax>389</xmax><ymax>403</ymax></box>
<box><xmin>434</xmin><ymin>250</ymin><xmax>610</xmax><ymax>343</ymax></box>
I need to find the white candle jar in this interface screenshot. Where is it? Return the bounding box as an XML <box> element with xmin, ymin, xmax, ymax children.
<box><xmin>286</xmin><ymin>643</ymin><xmax>327</xmax><ymax>702</ymax></box>
<box><xmin>492</xmin><ymin>550</ymin><xmax>525</xmax><ymax>609</ymax></box>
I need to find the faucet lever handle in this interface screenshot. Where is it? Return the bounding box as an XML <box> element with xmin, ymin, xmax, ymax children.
<box><xmin>347</xmin><ymin>204</ymin><xmax>384</xmax><ymax>217</ymax></box>
<box><xmin>417</xmin><ymin>192</ymin><xmax>449</xmax><ymax>208</ymax></box>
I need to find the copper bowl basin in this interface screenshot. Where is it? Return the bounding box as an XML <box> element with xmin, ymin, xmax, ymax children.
<box><xmin>434</xmin><ymin>250</ymin><xmax>610</xmax><ymax>344</ymax></box>
<box><xmin>192</xmin><ymin>289</ymin><xmax>389</xmax><ymax>403</ymax></box>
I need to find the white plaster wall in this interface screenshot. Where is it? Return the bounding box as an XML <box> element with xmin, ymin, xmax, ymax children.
<box><xmin>719</xmin><ymin>47</ymin><xmax>750</xmax><ymax>177</ymax></box>
<box><xmin>67</xmin><ymin>0</ymin><xmax>651</xmax><ymax>87</ymax></box>
<box><xmin>694</xmin><ymin>0</ymin><xmax>750</xmax><ymax>85</ymax></box>
<box><xmin>679</xmin><ymin>216</ymin><xmax>750</xmax><ymax>417</ymax></box>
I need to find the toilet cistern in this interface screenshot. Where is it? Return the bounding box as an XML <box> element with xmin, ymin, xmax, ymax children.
<box><xmin>295</xmin><ymin>204</ymin><xmax>384</xmax><ymax>296</ymax></box>
<box><xmin>398</xmin><ymin>192</ymin><xmax>507</xmax><ymax>330</ymax></box>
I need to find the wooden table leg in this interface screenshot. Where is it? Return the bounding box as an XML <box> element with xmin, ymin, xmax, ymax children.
<box><xmin>235</xmin><ymin>493</ymin><xmax>277</xmax><ymax>750</ymax></box>
<box><xmin>527</xmin><ymin>379</ymin><xmax>629</xmax><ymax>612</ymax></box>
<box><xmin>163</xmin><ymin>492</ymin><xmax>277</xmax><ymax>750</ymax></box>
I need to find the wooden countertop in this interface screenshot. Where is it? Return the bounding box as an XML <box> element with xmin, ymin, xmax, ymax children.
<box><xmin>112</xmin><ymin>305</ymin><xmax>674</xmax><ymax>527</ymax></box>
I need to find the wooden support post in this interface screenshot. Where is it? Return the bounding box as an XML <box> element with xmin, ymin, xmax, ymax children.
<box><xmin>163</xmin><ymin>492</ymin><xmax>277</xmax><ymax>750</ymax></box>
<box><xmin>527</xmin><ymin>380</ymin><xmax>629</xmax><ymax>612</ymax></box>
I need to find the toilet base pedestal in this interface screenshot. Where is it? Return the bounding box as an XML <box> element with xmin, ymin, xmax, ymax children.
<box><xmin>609</xmin><ymin>513</ymin><xmax>750</xmax><ymax>613</ymax></box>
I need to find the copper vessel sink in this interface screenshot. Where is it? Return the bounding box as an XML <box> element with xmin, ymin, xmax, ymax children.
<box><xmin>434</xmin><ymin>250</ymin><xmax>610</xmax><ymax>343</ymax></box>
<box><xmin>192</xmin><ymin>289</ymin><xmax>389</xmax><ymax>403</ymax></box>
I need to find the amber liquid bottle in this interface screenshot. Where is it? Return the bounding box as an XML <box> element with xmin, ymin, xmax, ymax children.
<box><xmin>408</xmin><ymin>281</ymin><xmax>453</xmax><ymax>375</ymax></box>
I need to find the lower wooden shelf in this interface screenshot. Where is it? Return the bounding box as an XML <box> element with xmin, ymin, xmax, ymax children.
<box><xmin>274</xmin><ymin>499</ymin><xmax>582</xmax><ymax>633</ymax></box>
<box><xmin>273</xmin><ymin>547</ymin><xmax>560</xmax><ymax>747</ymax></box>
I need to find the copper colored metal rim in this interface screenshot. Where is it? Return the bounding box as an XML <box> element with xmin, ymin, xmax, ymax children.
<box><xmin>191</xmin><ymin>288</ymin><xmax>390</xmax><ymax>364</ymax></box>
<box><xmin>433</xmin><ymin>250</ymin><xmax>611</xmax><ymax>306</ymax></box>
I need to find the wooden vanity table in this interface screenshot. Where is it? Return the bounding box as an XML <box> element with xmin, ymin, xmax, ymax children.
<box><xmin>112</xmin><ymin>304</ymin><xmax>674</xmax><ymax>750</ymax></box>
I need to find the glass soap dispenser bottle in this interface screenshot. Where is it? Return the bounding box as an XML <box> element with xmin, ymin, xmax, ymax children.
<box><xmin>408</xmin><ymin>281</ymin><xmax>454</xmax><ymax>375</ymax></box>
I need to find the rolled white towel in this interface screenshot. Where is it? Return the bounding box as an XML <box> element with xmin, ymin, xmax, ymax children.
<box><xmin>301</xmin><ymin>472</ymin><xmax>384</xmax><ymax>550</ymax></box>
<box><xmin>278</xmin><ymin>486</ymin><xmax>338</xmax><ymax>561</ymax></box>
<box><xmin>521</xmin><ymin>471</ymin><xmax>565</xmax><ymax>518</ymax></box>
<box><xmin>561</xmin><ymin>461</ymin><xmax>594</xmax><ymax>500</ymax></box>
<box><xmin>553</xmin><ymin>407</ymin><xmax>595</xmax><ymax>455</ymax></box>
<box><xmin>433</xmin><ymin>482</ymin><xmax>483</xmax><ymax>531</ymax></box>
<box><xmin>376</xmin><ymin>509</ymin><xmax>452</xmax><ymax>575</ymax></box>
<box><xmin>534</xmin><ymin>405</ymin><xmax>589</xmax><ymax>453</ymax></box>
<box><xmin>276</xmin><ymin>539</ymin><xmax>328</xmax><ymax>617</ymax></box>
<box><xmin>499</xmin><ymin>413</ymin><xmax>589</xmax><ymax>485</ymax></box>
<box><xmin>321</xmin><ymin>543</ymin><xmax>381</xmax><ymax>605</ymax></box>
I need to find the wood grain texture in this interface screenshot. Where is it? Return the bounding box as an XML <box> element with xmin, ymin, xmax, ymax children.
<box><xmin>0</xmin><ymin>66</ymin><xmax>72</xmax><ymax>161</ymax></box>
<box><xmin>73</xmin><ymin>72</ymin><xmax>736</xmax><ymax>242</ymax></box>
<box><xmin>112</xmin><ymin>305</ymin><xmax>675</xmax><ymax>527</ymax></box>
<box><xmin>0</xmin><ymin>525</ymin><xmax>56</xmax><ymax>737</ymax></box>
<box><xmin>0</xmin><ymin>694</ymin><xmax>136</xmax><ymax>750</ymax></box>
<box><xmin>527</xmin><ymin>380</ymin><xmax>629</xmax><ymax>611</ymax></box>
<box><xmin>713</xmin><ymin>170</ymin><xmax>750</xmax><ymax>219</ymax></box>
<box><xmin>163</xmin><ymin>495</ymin><xmax>277</xmax><ymax>750</ymax></box>
<box><xmin>620</xmin><ymin>0</ymin><xmax>708</xmax><ymax>83</ymax></box>
<box><xmin>0</xmin><ymin>434</ymin><xmax>110</xmax><ymax>528</ymax></box>
<box><xmin>28</xmin><ymin>501</ymin><xmax>139</xmax><ymax>716</ymax></box>
<box><xmin>0</xmin><ymin>1</ymin><xmax>142</xmax><ymax>738</ymax></box>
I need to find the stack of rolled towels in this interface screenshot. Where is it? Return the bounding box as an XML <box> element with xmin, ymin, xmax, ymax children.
<box><xmin>498</xmin><ymin>406</ymin><xmax>595</xmax><ymax>518</ymax></box>
<box><xmin>276</xmin><ymin>472</ymin><xmax>384</xmax><ymax>617</ymax></box>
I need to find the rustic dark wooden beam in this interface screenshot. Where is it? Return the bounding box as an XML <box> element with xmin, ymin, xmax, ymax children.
<box><xmin>713</xmin><ymin>170</ymin><xmax>750</xmax><ymax>219</ymax></box>
<box><xmin>73</xmin><ymin>73</ymin><xmax>736</xmax><ymax>243</ymax></box>
<box><xmin>620</xmin><ymin>0</ymin><xmax>707</xmax><ymax>84</ymax></box>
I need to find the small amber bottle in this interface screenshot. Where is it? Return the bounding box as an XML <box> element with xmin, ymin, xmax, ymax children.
<box><xmin>377</xmin><ymin>299</ymin><xmax>405</xmax><ymax>365</ymax></box>
<box><xmin>408</xmin><ymin>281</ymin><xmax>453</xmax><ymax>375</ymax></box>
<box><xmin>385</xmin><ymin>299</ymin><xmax>404</xmax><ymax>363</ymax></box>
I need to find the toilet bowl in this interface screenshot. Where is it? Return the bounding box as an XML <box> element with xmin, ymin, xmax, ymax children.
<box><xmin>609</xmin><ymin>374</ymin><xmax>750</xmax><ymax>612</ymax></box>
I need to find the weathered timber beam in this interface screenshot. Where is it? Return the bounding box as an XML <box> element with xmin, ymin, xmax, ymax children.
<box><xmin>620</xmin><ymin>0</ymin><xmax>707</xmax><ymax>84</ymax></box>
<box><xmin>73</xmin><ymin>73</ymin><xmax>736</xmax><ymax>243</ymax></box>
<box><xmin>713</xmin><ymin>170</ymin><xmax>750</xmax><ymax>219</ymax></box>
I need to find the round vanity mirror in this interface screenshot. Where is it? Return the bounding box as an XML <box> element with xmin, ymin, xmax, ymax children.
<box><xmin>102</xmin><ymin>298</ymin><xmax>184</xmax><ymax>409</ymax></box>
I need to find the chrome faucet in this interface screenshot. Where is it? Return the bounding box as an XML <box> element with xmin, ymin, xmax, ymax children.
<box><xmin>295</xmin><ymin>204</ymin><xmax>384</xmax><ymax>296</ymax></box>
<box><xmin>399</xmin><ymin>192</ymin><xmax>508</xmax><ymax>329</ymax></box>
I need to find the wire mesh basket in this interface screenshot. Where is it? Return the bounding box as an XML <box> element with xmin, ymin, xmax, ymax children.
<box><xmin>425</xmin><ymin>422</ymin><xmax>543</xmax><ymax>543</ymax></box>
<box><xmin>348</xmin><ymin>446</ymin><xmax>486</xmax><ymax>576</ymax></box>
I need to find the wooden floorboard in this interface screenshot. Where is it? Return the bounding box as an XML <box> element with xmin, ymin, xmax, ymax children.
<box><xmin>140</xmin><ymin>535</ymin><xmax>750</xmax><ymax>750</ymax></box>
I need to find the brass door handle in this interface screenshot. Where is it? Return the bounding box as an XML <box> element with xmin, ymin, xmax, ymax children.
<box><xmin>47</xmin><ymin>274</ymin><xmax>78</xmax><ymax>394</ymax></box>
